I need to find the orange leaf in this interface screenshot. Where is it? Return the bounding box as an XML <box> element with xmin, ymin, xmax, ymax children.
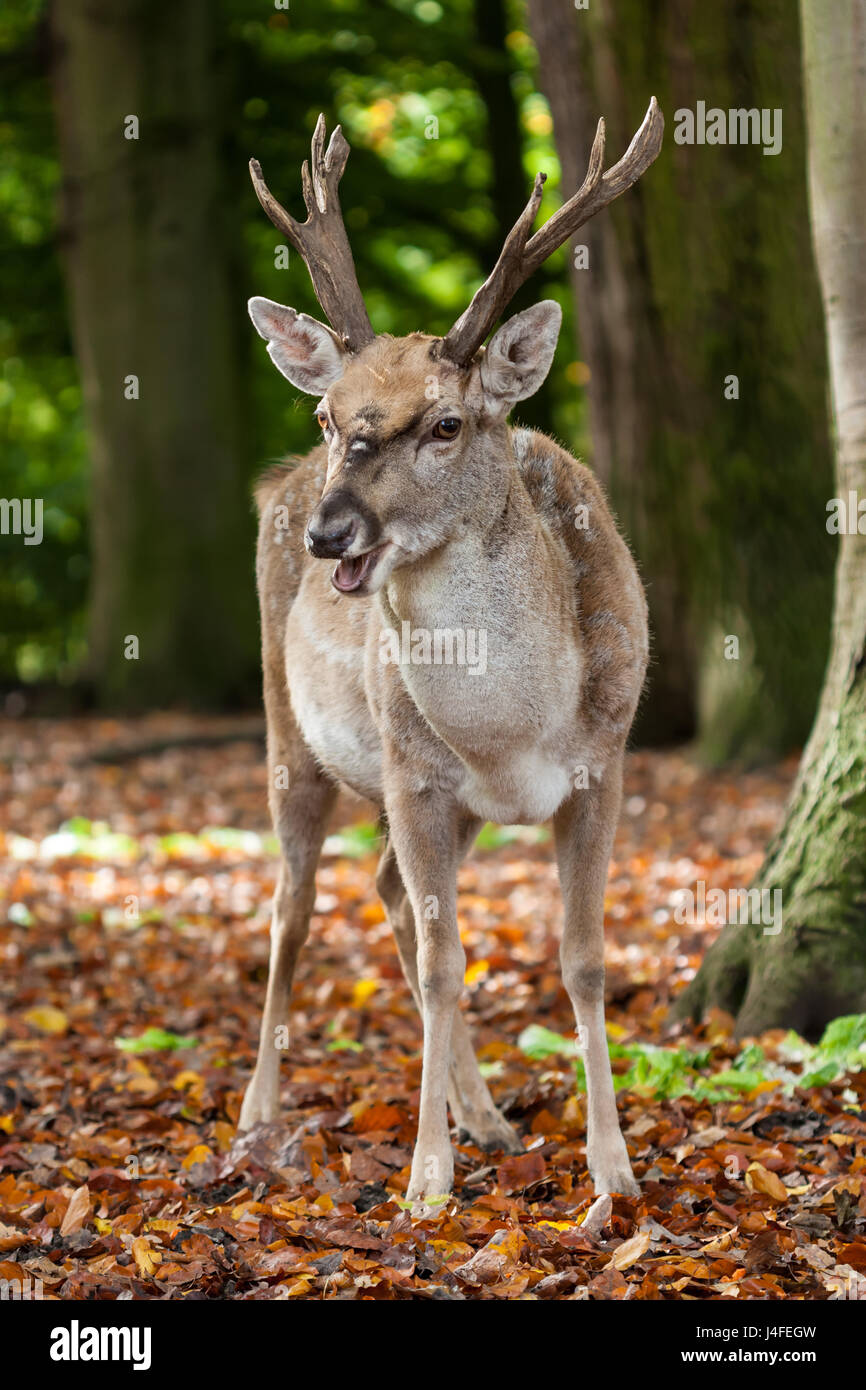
<box><xmin>496</xmin><ymin>1149</ymin><xmax>545</xmax><ymax>1194</ymax></box>
<box><xmin>353</xmin><ymin>1102</ymin><xmax>403</xmax><ymax>1133</ymax></box>
<box><xmin>745</xmin><ymin>1163</ymin><xmax>788</xmax><ymax>1202</ymax></box>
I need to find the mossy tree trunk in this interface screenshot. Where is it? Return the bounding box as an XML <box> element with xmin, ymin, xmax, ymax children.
<box><xmin>679</xmin><ymin>0</ymin><xmax>866</xmax><ymax>1037</ymax></box>
<box><xmin>51</xmin><ymin>0</ymin><xmax>257</xmax><ymax>708</ymax></box>
<box><xmin>526</xmin><ymin>0</ymin><xmax>834</xmax><ymax>754</ymax></box>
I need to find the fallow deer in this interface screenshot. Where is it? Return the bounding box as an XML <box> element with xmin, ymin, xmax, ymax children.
<box><xmin>240</xmin><ymin>102</ymin><xmax>663</xmax><ymax>1213</ymax></box>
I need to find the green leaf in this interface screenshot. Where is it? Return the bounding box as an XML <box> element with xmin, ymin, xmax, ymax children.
<box><xmin>818</xmin><ymin>1013</ymin><xmax>866</xmax><ymax>1054</ymax></box>
<box><xmin>517</xmin><ymin>1023</ymin><xmax>578</xmax><ymax>1059</ymax></box>
<box><xmin>322</xmin><ymin>822</ymin><xmax>383</xmax><ymax>858</ymax></box>
<box><xmin>474</xmin><ymin>823</ymin><xmax>550</xmax><ymax>850</ymax></box>
<box><xmin>115</xmin><ymin>1027</ymin><xmax>198</xmax><ymax>1053</ymax></box>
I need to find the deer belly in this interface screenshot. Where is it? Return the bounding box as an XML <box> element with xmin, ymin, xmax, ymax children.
<box><xmin>458</xmin><ymin>750</ymin><xmax>574</xmax><ymax>825</ymax></box>
<box><xmin>291</xmin><ymin>682</ymin><xmax>384</xmax><ymax>803</ymax></box>
<box><xmin>285</xmin><ymin>609</ymin><xmax>384</xmax><ymax>803</ymax></box>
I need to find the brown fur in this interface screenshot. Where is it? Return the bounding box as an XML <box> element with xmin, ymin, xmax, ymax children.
<box><xmin>240</xmin><ymin>318</ymin><xmax>648</xmax><ymax>1208</ymax></box>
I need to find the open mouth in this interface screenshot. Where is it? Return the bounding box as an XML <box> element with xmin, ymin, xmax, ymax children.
<box><xmin>332</xmin><ymin>543</ymin><xmax>389</xmax><ymax>594</ymax></box>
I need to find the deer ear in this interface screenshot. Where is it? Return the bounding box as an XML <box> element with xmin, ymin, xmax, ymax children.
<box><xmin>248</xmin><ymin>298</ymin><xmax>347</xmax><ymax>394</ymax></box>
<box><xmin>479</xmin><ymin>300</ymin><xmax>562</xmax><ymax>409</ymax></box>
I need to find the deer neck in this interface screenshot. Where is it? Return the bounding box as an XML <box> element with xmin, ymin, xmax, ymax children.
<box><xmin>376</xmin><ymin>449</ymin><xmax>582</xmax><ymax>817</ymax></box>
<box><xmin>378</xmin><ymin>450</ymin><xmax>575</xmax><ymax>690</ymax></box>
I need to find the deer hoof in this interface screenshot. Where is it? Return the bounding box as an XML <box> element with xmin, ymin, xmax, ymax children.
<box><xmin>455</xmin><ymin>1111</ymin><xmax>523</xmax><ymax>1156</ymax></box>
<box><xmin>590</xmin><ymin>1161</ymin><xmax>640</xmax><ymax>1198</ymax></box>
<box><xmin>406</xmin><ymin>1145</ymin><xmax>454</xmax><ymax>1219</ymax></box>
<box><xmin>238</xmin><ymin>1082</ymin><xmax>279</xmax><ymax>1132</ymax></box>
<box><xmin>589</xmin><ymin>1137</ymin><xmax>640</xmax><ymax>1197</ymax></box>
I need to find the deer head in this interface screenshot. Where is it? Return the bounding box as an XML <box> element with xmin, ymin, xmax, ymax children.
<box><xmin>248</xmin><ymin>104</ymin><xmax>663</xmax><ymax>596</ymax></box>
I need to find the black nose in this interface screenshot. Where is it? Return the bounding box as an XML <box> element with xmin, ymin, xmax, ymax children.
<box><xmin>305</xmin><ymin>512</ymin><xmax>359</xmax><ymax>559</ymax></box>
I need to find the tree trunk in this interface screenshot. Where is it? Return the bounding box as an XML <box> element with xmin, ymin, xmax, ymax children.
<box><xmin>679</xmin><ymin>0</ymin><xmax>866</xmax><ymax>1038</ymax></box>
<box><xmin>527</xmin><ymin>0</ymin><xmax>697</xmax><ymax>743</ymax></box>
<box><xmin>50</xmin><ymin>0</ymin><xmax>257</xmax><ymax>708</ymax></box>
<box><xmin>526</xmin><ymin>0</ymin><xmax>834</xmax><ymax>753</ymax></box>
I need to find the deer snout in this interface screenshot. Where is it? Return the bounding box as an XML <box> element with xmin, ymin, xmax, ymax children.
<box><xmin>304</xmin><ymin>494</ymin><xmax>360</xmax><ymax>558</ymax></box>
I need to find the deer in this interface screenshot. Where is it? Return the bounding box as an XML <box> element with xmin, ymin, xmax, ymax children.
<box><xmin>239</xmin><ymin>101</ymin><xmax>663</xmax><ymax>1215</ymax></box>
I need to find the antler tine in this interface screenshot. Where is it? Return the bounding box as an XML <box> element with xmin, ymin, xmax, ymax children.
<box><xmin>249</xmin><ymin>114</ymin><xmax>374</xmax><ymax>353</ymax></box>
<box><xmin>249</xmin><ymin>157</ymin><xmax>300</xmax><ymax>241</ymax></box>
<box><xmin>525</xmin><ymin>97</ymin><xmax>662</xmax><ymax>270</ymax></box>
<box><xmin>436</xmin><ymin>172</ymin><xmax>547</xmax><ymax>365</ymax></box>
<box><xmin>440</xmin><ymin>96</ymin><xmax>664</xmax><ymax>367</ymax></box>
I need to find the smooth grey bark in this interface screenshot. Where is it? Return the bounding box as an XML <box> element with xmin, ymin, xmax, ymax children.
<box><xmin>680</xmin><ymin>0</ymin><xmax>866</xmax><ymax>1037</ymax></box>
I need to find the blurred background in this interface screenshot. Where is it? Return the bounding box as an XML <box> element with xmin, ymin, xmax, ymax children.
<box><xmin>0</xmin><ymin>0</ymin><xmax>834</xmax><ymax>762</ymax></box>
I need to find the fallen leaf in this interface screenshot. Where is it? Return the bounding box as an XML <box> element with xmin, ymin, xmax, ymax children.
<box><xmin>59</xmin><ymin>1184</ymin><xmax>91</xmax><ymax>1236</ymax></box>
<box><xmin>182</xmin><ymin>1143</ymin><xmax>213</xmax><ymax>1169</ymax></box>
<box><xmin>132</xmin><ymin>1238</ymin><xmax>162</xmax><ymax>1277</ymax></box>
<box><xmin>745</xmin><ymin>1162</ymin><xmax>788</xmax><ymax>1202</ymax></box>
<box><xmin>23</xmin><ymin>1005</ymin><xmax>68</xmax><ymax>1035</ymax></box>
<box><xmin>607</xmin><ymin>1228</ymin><xmax>652</xmax><ymax>1270</ymax></box>
<box><xmin>454</xmin><ymin>1227</ymin><xmax>523</xmax><ymax>1285</ymax></box>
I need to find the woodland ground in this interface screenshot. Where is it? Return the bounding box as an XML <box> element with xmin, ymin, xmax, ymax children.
<box><xmin>1</xmin><ymin>715</ymin><xmax>865</xmax><ymax>1300</ymax></box>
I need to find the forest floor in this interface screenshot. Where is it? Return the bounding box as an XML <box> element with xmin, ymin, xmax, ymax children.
<box><xmin>1</xmin><ymin>714</ymin><xmax>865</xmax><ymax>1300</ymax></box>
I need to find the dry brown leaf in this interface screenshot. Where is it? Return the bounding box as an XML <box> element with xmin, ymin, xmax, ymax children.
<box><xmin>700</xmin><ymin>1228</ymin><xmax>738</xmax><ymax>1255</ymax></box>
<box><xmin>606</xmin><ymin>1229</ymin><xmax>652</xmax><ymax>1270</ymax></box>
<box><xmin>59</xmin><ymin>1183</ymin><xmax>91</xmax><ymax>1236</ymax></box>
<box><xmin>745</xmin><ymin>1162</ymin><xmax>788</xmax><ymax>1202</ymax></box>
<box><xmin>453</xmin><ymin>1227</ymin><xmax>523</xmax><ymax>1285</ymax></box>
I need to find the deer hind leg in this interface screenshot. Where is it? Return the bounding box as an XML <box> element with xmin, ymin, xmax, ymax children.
<box><xmin>376</xmin><ymin>830</ymin><xmax>522</xmax><ymax>1161</ymax></box>
<box><xmin>239</xmin><ymin>715</ymin><xmax>337</xmax><ymax>1131</ymax></box>
<box><xmin>553</xmin><ymin>755</ymin><xmax>639</xmax><ymax>1197</ymax></box>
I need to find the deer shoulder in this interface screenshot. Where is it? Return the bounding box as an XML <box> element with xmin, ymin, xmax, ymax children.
<box><xmin>511</xmin><ymin>426</ymin><xmax>649</xmax><ymax>740</ymax></box>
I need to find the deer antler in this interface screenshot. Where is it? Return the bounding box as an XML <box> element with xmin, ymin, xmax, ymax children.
<box><xmin>249</xmin><ymin>115</ymin><xmax>375</xmax><ymax>353</ymax></box>
<box><xmin>439</xmin><ymin>96</ymin><xmax>664</xmax><ymax>366</ymax></box>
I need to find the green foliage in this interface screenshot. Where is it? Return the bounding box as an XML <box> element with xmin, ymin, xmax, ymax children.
<box><xmin>518</xmin><ymin>1014</ymin><xmax>866</xmax><ymax>1100</ymax></box>
<box><xmin>0</xmin><ymin>0</ymin><xmax>585</xmax><ymax>688</ymax></box>
<box><xmin>474</xmin><ymin>822</ymin><xmax>550</xmax><ymax>849</ymax></box>
<box><xmin>323</xmin><ymin>821</ymin><xmax>384</xmax><ymax>859</ymax></box>
<box><xmin>114</xmin><ymin>1027</ymin><xmax>198</xmax><ymax>1053</ymax></box>
<box><xmin>10</xmin><ymin>816</ymin><xmax>552</xmax><ymax>864</ymax></box>
<box><xmin>785</xmin><ymin>1015</ymin><xmax>866</xmax><ymax>1087</ymax></box>
<box><xmin>0</xmin><ymin>0</ymin><xmax>89</xmax><ymax>685</ymax></box>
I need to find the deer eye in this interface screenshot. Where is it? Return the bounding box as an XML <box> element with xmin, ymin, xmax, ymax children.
<box><xmin>316</xmin><ymin>411</ymin><xmax>330</xmax><ymax>432</ymax></box>
<box><xmin>432</xmin><ymin>417</ymin><xmax>461</xmax><ymax>439</ymax></box>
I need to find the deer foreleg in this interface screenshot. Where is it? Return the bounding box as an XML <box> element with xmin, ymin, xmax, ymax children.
<box><xmin>239</xmin><ymin>735</ymin><xmax>336</xmax><ymax>1131</ymax></box>
<box><xmin>383</xmin><ymin>779</ymin><xmax>471</xmax><ymax>1215</ymax></box>
<box><xmin>553</xmin><ymin>760</ymin><xmax>639</xmax><ymax>1197</ymax></box>
<box><xmin>376</xmin><ymin>840</ymin><xmax>520</xmax><ymax>1155</ymax></box>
